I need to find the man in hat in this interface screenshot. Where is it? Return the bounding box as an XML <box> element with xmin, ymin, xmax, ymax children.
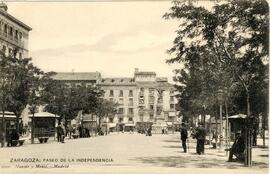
<box><xmin>194</xmin><ymin>123</ymin><xmax>206</xmax><ymax>155</ymax></box>
<box><xmin>228</xmin><ymin>131</ymin><xmax>245</xmax><ymax>162</ymax></box>
<box><xmin>180</xmin><ymin>123</ymin><xmax>188</xmax><ymax>153</ymax></box>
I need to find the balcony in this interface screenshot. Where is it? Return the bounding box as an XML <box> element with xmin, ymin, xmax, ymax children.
<box><xmin>0</xmin><ymin>31</ymin><xmax>24</xmax><ymax>48</ymax></box>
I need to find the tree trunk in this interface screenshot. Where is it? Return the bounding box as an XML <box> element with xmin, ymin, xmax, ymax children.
<box><xmin>245</xmin><ymin>92</ymin><xmax>252</xmax><ymax>167</ymax></box>
<box><xmin>15</xmin><ymin>115</ymin><xmax>20</xmax><ymax>133</ymax></box>
<box><xmin>1</xmin><ymin>110</ymin><xmax>5</xmax><ymax>147</ymax></box>
<box><xmin>262</xmin><ymin>113</ymin><xmax>266</xmax><ymax>147</ymax></box>
<box><xmin>31</xmin><ymin>112</ymin><xmax>35</xmax><ymax>144</ymax></box>
<box><xmin>215</xmin><ymin>105</ymin><xmax>218</xmax><ymax>149</ymax></box>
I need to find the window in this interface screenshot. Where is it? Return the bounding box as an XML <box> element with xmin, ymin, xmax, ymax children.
<box><xmin>139</xmin><ymin>113</ymin><xmax>144</xmax><ymax>122</ymax></box>
<box><xmin>139</xmin><ymin>98</ymin><xmax>144</xmax><ymax>105</ymax></box>
<box><xmin>8</xmin><ymin>48</ymin><xmax>12</xmax><ymax>56</ymax></box>
<box><xmin>119</xmin><ymin>90</ymin><xmax>123</xmax><ymax>97</ymax></box>
<box><xmin>4</xmin><ymin>24</ymin><xmax>7</xmax><ymax>33</ymax></box>
<box><xmin>149</xmin><ymin>88</ymin><xmax>155</xmax><ymax>95</ymax></box>
<box><xmin>149</xmin><ymin>96</ymin><xmax>154</xmax><ymax>104</ymax></box>
<box><xmin>157</xmin><ymin>106</ymin><xmax>162</xmax><ymax>115</ymax></box>
<box><xmin>139</xmin><ymin>88</ymin><xmax>144</xmax><ymax>96</ymax></box>
<box><xmin>19</xmin><ymin>52</ymin><xmax>22</xmax><ymax>59</ymax></box>
<box><xmin>118</xmin><ymin>98</ymin><xmax>123</xmax><ymax>105</ymax></box>
<box><xmin>170</xmin><ymin>96</ymin><xmax>174</xmax><ymax>102</ymax></box>
<box><xmin>128</xmin><ymin>108</ymin><xmax>133</xmax><ymax>114</ymax></box>
<box><xmin>170</xmin><ymin>90</ymin><xmax>174</xmax><ymax>95</ymax></box>
<box><xmin>129</xmin><ymin>90</ymin><xmax>133</xmax><ymax>97</ymax></box>
<box><xmin>9</xmin><ymin>26</ymin><xmax>13</xmax><ymax>36</ymax></box>
<box><xmin>109</xmin><ymin>98</ymin><xmax>114</xmax><ymax>102</ymax></box>
<box><xmin>118</xmin><ymin>108</ymin><xmax>124</xmax><ymax>114</ymax></box>
<box><xmin>150</xmin><ymin>105</ymin><xmax>154</xmax><ymax>110</ymax></box>
<box><xmin>15</xmin><ymin>30</ymin><xmax>18</xmax><ymax>39</ymax></box>
<box><xmin>2</xmin><ymin>45</ymin><xmax>6</xmax><ymax>52</ymax></box>
<box><xmin>128</xmin><ymin>98</ymin><xmax>133</xmax><ymax>106</ymax></box>
<box><xmin>109</xmin><ymin>90</ymin><xmax>114</xmax><ymax>97</ymax></box>
<box><xmin>109</xmin><ymin>118</ymin><xmax>114</xmax><ymax>123</ymax></box>
<box><xmin>128</xmin><ymin>117</ymin><xmax>133</xmax><ymax>122</ymax></box>
<box><xmin>170</xmin><ymin>104</ymin><xmax>175</xmax><ymax>109</ymax></box>
<box><xmin>150</xmin><ymin>114</ymin><xmax>154</xmax><ymax>120</ymax></box>
<box><xmin>118</xmin><ymin>118</ymin><xmax>123</xmax><ymax>123</ymax></box>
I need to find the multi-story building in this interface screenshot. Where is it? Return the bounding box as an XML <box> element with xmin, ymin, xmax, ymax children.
<box><xmin>53</xmin><ymin>69</ymin><xmax>178</xmax><ymax>133</ymax></box>
<box><xmin>52</xmin><ymin>72</ymin><xmax>101</xmax><ymax>87</ymax></box>
<box><xmin>0</xmin><ymin>3</ymin><xmax>31</xmax><ymax>59</ymax></box>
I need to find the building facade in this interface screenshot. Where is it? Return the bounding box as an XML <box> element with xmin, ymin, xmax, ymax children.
<box><xmin>0</xmin><ymin>3</ymin><xmax>31</xmax><ymax>59</ymax></box>
<box><xmin>53</xmin><ymin>69</ymin><xmax>178</xmax><ymax>133</ymax></box>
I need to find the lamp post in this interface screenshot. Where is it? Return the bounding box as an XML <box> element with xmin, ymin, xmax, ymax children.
<box><xmin>217</xmin><ymin>89</ymin><xmax>224</xmax><ymax>152</ymax></box>
<box><xmin>224</xmin><ymin>89</ymin><xmax>229</xmax><ymax>156</ymax></box>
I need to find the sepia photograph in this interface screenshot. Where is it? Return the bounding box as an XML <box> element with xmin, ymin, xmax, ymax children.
<box><xmin>0</xmin><ymin>0</ymin><xmax>268</xmax><ymax>174</ymax></box>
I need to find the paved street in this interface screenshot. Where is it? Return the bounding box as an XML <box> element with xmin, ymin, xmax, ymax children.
<box><xmin>0</xmin><ymin>133</ymin><xmax>268</xmax><ymax>174</ymax></box>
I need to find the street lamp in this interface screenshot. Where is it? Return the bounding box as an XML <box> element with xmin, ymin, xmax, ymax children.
<box><xmin>217</xmin><ymin>89</ymin><xmax>224</xmax><ymax>152</ymax></box>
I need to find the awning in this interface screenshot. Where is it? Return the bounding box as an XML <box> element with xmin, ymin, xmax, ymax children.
<box><xmin>229</xmin><ymin>114</ymin><xmax>247</xmax><ymax>119</ymax></box>
<box><xmin>29</xmin><ymin>112</ymin><xmax>60</xmax><ymax>118</ymax></box>
<box><xmin>108</xmin><ymin>123</ymin><xmax>116</xmax><ymax>128</ymax></box>
<box><xmin>125</xmin><ymin>123</ymin><xmax>135</xmax><ymax>127</ymax></box>
<box><xmin>166</xmin><ymin>122</ymin><xmax>173</xmax><ymax>126</ymax></box>
<box><xmin>168</xmin><ymin>112</ymin><xmax>176</xmax><ymax>117</ymax></box>
<box><xmin>0</xmin><ymin>111</ymin><xmax>16</xmax><ymax>118</ymax></box>
<box><xmin>152</xmin><ymin>123</ymin><xmax>167</xmax><ymax>127</ymax></box>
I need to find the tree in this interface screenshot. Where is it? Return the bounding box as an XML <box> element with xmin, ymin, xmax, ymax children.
<box><xmin>5</xmin><ymin>51</ymin><xmax>43</xmax><ymax>132</ymax></box>
<box><xmin>95</xmin><ymin>98</ymin><xmax>118</xmax><ymax>135</ymax></box>
<box><xmin>0</xmin><ymin>48</ymin><xmax>44</xmax><ymax>146</ymax></box>
<box><xmin>164</xmin><ymin>0</ymin><xmax>268</xmax><ymax>166</ymax></box>
<box><xmin>0</xmin><ymin>51</ymin><xmax>15</xmax><ymax>147</ymax></box>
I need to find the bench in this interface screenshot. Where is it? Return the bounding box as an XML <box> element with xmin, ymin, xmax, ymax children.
<box><xmin>11</xmin><ymin>139</ymin><xmax>25</xmax><ymax>146</ymax></box>
<box><xmin>72</xmin><ymin>134</ymin><xmax>80</xmax><ymax>139</ymax></box>
<box><xmin>38</xmin><ymin>137</ymin><xmax>49</xmax><ymax>143</ymax></box>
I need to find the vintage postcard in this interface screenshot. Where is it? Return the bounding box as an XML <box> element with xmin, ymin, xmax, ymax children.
<box><xmin>0</xmin><ymin>0</ymin><xmax>268</xmax><ymax>174</ymax></box>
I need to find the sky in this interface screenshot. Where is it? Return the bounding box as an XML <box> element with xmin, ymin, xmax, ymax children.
<box><xmin>7</xmin><ymin>1</ymin><xmax>185</xmax><ymax>82</ymax></box>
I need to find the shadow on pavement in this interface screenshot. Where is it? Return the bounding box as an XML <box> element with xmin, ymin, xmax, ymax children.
<box><xmin>130</xmin><ymin>155</ymin><xmax>268</xmax><ymax>169</ymax></box>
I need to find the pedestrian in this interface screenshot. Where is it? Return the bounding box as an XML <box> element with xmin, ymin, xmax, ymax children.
<box><xmin>147</xmin><ymin>126</ymin><xmax>152</xmax><ymax>136</ymax></box>
<box><xmin>180</xmin><ymin>123</ymin><xmax>188</xmax><ymax>153</ymax></box>
<box><xmin>194</xmin><ymin>123</ymin><xmax>206</xmax><ymax>155</ymax></box>
<box><xmin>56</xmin><ymin>123</ymin><xmax>62</xmax><ymax>142</ymax></box>
<box><xmin>68</xmin><ymin>124</ymin><xmax>73</xmax><ymax>139</ymax></box>
<box><xmin>60</xmin><ymin>122</ymin><xmax>66</xmax><ymax>143</ymax></box>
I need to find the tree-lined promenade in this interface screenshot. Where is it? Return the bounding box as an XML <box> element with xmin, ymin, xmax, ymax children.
<box><xmin>0</xmin><ymin>49</ymin><xmax>118</xmax><ymax>147</ymax></box>
<box><xmin>0</xmin><ymin>133</ymin><xmax>268</xmax><ymax>174</ymax></box>
<box><xmin>164</xmin><ymin>0</ymin><xmax>268</xmax><ymax>167</ymax></box>
<box><xmin>0</xmin><ymin>0</ymin><xmax>268</xmax><ymax>170</ymax></box>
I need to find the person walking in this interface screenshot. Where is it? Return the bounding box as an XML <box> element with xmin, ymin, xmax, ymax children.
<box><xmin>56</xmin><ymin>123</ymin><xmax>62</xmax><ymax>142</ymax></box>
<box><xmin>194</xmin><ymin>123</ymin><xmax>206</xmax><ymax>155</ymax></box>
<box><xmin>180</xmin><ymin>123</ymin><xmax>188</xmax><ymax>153</ymax></box>
<box><xmin>60</xmin><ymin>122</ymin><xmax>66</xmax><ymax>143</ymax></box>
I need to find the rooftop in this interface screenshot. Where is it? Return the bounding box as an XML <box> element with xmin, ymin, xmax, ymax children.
<box><xmin>135</xmin><ymin>71</ymin><xmax>156</xmax><ymax>76</ymax></box>
<box><xmin>98</xmin><ymin>78</ymin><xmax>136</xmax><ymax>86</ymax></box>
<box><xmin>53</xmin><ymin>72</ymin><xmax>101</xmax><ymax>81</ymax></box>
